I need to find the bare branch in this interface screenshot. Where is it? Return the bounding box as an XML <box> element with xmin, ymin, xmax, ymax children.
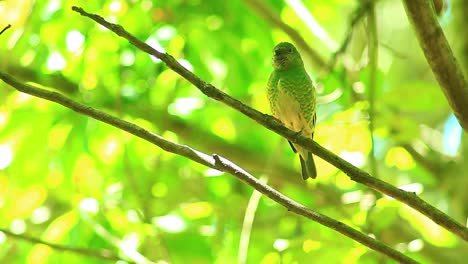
<box><xmin>326</xmin><ymin>2</ymin><xmax>370</xmax><ymax>71</ymax></box>
<box><xmin>0</xmin><ymin>72</ymin><xmax>417</xmax><ymax>263</ymax></box>
<box><xmin>69</xmin><ymin>6</ymin><xmax>468</xmax><ymax>241</ymax></box>
<box><xmin>0</xmin><ymin>24</ymin><xmax>11</xmax><ymax>35</ymax></box>
<box><xmin>402</xmin><ymin>0</ymin><xmax>468</xmax><ymax>131</ymax></box>
<box><xmin>0</xmin><ymin>228</ymin><xmax>130</xmax><ymax>263</ymax></box>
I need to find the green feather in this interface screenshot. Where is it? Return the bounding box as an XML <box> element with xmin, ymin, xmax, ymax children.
<box><xmin>267</xmin><ymin>42</ymin><xmax>318</xmax><ymax>180</ymax></box>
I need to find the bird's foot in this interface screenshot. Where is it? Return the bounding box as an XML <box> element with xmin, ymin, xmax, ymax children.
<box><xmin>292</xmin><ymin>128</ymin><xmax>305</xmax><ymax>143</ymax></box>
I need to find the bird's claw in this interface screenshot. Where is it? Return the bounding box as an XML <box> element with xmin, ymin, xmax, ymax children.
<box><xmin>292</xmin><ymin>128</ymin><xmax>305</xmax><ymax>143</ymax></box>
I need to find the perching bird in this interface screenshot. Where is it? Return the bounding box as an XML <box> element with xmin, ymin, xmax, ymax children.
<box><xmin>267</xmin><ymin>42</ymin><xmax>317</xmax><ymax>180</ymax></box>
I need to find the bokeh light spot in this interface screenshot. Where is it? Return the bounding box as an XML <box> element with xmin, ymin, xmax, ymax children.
<box><xmin>0</xmin><ymin>145</ymin><xmax>13</xmax><ymax>170</ymax></box>
<box><xmin>47</xmin><ymin>52</ymin><xmax>66</xmax><ymax>71</ymax></box>
<box><xmin>66</xmin><ymin>30</ymin><xmax>85</xmax><ymax>52</ymax></box>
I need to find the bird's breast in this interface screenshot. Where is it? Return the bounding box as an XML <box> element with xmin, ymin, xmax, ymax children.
<box><xmin>275</xmin><ymin>87</ymin><xmax>310</xmax><ymax>134</ymax></box>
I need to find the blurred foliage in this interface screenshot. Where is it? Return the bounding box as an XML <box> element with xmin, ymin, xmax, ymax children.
<box><xmin>0</xmin><ymin>0</ymin><xmax>467</xmax><ymax>263</ymax></box>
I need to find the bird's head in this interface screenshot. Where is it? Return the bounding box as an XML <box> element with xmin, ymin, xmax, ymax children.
<box><xmin>271</xmin><ymin>42</ymin><xmax>303</xmax><ymax>70</ymax></box>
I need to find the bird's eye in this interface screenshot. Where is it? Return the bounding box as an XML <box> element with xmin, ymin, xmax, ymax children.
<box><xmin>288</xmin><ymin>48</ymin><xmax>293</xmax><ymax>53</ymax></box>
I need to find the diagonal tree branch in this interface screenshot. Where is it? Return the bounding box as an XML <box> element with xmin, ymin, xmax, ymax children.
<box><xmin>402</xmin><ymin>0</ymin><xmax>468</xmax><ymax>131</ymax></box>
<box><xmin>0</xmin><ymin>228</ymin><xmax>131</xmax><ymax>263</ymax></box>
<box><xmin>69</xmin><ymin>6</ymin><xmax>468</xmax><ymax>241</ymax></box>
<box><xmin>0</xmin><ymin>73</ymin><xmax>418</xmax><ymax>263</ymax></box>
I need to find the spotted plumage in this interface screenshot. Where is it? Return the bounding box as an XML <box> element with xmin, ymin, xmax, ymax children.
<box><xmin>267</xmin><ymin>42</ymin><xmax>317</xmax><ymax>179</ymax></box>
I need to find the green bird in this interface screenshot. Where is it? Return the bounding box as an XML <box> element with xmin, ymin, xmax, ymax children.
<box><xmin>267</xmin><ymin>42</ymin><xmax>317</xmax><ymax>180</ymax></box>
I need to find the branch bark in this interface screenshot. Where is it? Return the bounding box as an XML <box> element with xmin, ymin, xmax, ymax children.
<box><xmin>69</xmin><ymin>6</ymin><xmax>468</xmax><ymax>242</ymax></box>
<box><xmin>0</xmin><ymin>24</ymin><xmax>11</xmax><ymax>35</ymax></box>
<box><xmin>0</xmin><ymin>72</ymin><xmax>418</xmax><ymax>264</ymax></box>
<box><xmin>402</xmin><ymin>0</ymin><xmax>468</xmax><ymax>131</ymax></box>
<box><xmin>0</xmin><ymin>228</ymin><xmax>129</xmax><ymax>263</ymax></box>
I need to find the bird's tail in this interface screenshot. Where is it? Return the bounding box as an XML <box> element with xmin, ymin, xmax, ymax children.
<box><xmin>299</xmin><ymin>152</ymin><xmax>317</xmax><ymax>180</ymax></box>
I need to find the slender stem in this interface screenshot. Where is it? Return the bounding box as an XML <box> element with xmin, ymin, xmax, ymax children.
<box><xmin>326</xmin><ymin>2</ymin><xmax>370</xmax><ymax>71</ymax></box>
<box><xmin>367</xmin><ymin>0</ymin><xmax>379</xmax><ymax>177</ymax></box>
<box><xmin>238</xmin><ymin>176</ymin><xmax>267</xmax><ymax>264</ymax></box>
<box><xmin>0</xmin><ymin>24</ymin><xmax>11</xmax><ymax>35</ymax></box>
<box><xmin>0</xmin><ymin>228</ymin><xmax>129</xmax><ymax>263</ymax></box>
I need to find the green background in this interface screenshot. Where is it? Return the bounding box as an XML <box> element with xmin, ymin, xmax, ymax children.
<box><xmin>0</xmin><ymin>0</ymin><xmax>467</xmax><ymax>263</ymax></box>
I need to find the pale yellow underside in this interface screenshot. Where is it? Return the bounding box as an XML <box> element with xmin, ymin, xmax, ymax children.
<box><xmin>275</xmin><ymin>84</ymin><xmax>312</xmax><ymax>158</ymax></box>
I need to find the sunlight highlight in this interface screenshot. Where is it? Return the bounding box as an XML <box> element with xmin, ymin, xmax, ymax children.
<box><xmin>398</xmin><ymin>183</ymin><xmax>423</xmax><ymax>195</ymax></box>
<box><xmin>146</xmin><ymin>37</ymin><xmax>165</xmax><ymax>62</ymax></box>
<box><xmin>152</xmin><ymin>215</ymin><xmax>186</xmax><ymax>233</ymax></box>
<box><xmin>285</xmin><ymin>0</ymin><xmax>338</xmax><ymax>50</ymax></box>
<box><xmin>42</xmin><ymin>0</ymin><xmax>61</xmax><ymax>19</ymax></box>
<box><xmin>273</xmin><ymin>239</ymin><xmax>289</xmax><ymax>251</ymax></box>
<box><xmin>0</xmin><ymin>145</ymin><xmax>13</xmax><ymax>170</ymax></box>
<box><xmin>66</xmin><ymin>30</ymin><xmax>85</xmax><ymax>52</ymax></box>
<box><xmin>155</xmin><ymin>25</ymin><xmax>176</xmax><ymax>40</ymax></box>
<box><xmin>46</xmin><ymin>52</ymin><xmax>66</xmax><ymax>71</ymax></box>
<box><xmin>10</xmin><ymin>218</ymin><xmax>26</xmax><ymax>234</ymax></box>
<box><xmin>168</xmin><ymin>97</ymin><xmax>204</xmax><ymax>116</ymax></box>
<box><xmin>0</xmin><ymin>111</ymin><xmax>8</xmax><ymax>128</ymax></box>
<box><xmin>0</xmin><ymin>231</ymin><xmax>5</xmax><ymax>244</ymax></box>
<box><xmin>339</xmin><ymin>151</ymin><xmax>365</xmax><ymax>167</ymax></box>
<box><xmin>204</xmin><ymin>168</ymin><xmax>224</xmax><ymax>177</ymax></box>
<box><xmin>31</xmin><ymin>207</ymin><xmax>51</xmax><ymax>224</ymax></box>
<box><xmin>442</xmin><ymin>113</ymin><xmax>462</xmax><ymax>156</ymax></box>
<box><xmin>408</xmin><ymin>239</ymin><xmax>424</xmax><ymax>252</ymax></box>
<box><xmin>109</xmin><ymin>0</ymin><xmax>123</xmax><ymax>13</ymax></box>
<box><xmin>120</xmin><ymin>49</ymin><xmax>135</xmax><ymax>66</ymax></box>
<box><xmin>341</xmin><ymin>190</ymin><xmax>363</xmax><ymax>204</ymax></box>
<box><xmin>79</xmin><ymin>197</ymin><xmax>100</xmax><ymax>215</ymax></box>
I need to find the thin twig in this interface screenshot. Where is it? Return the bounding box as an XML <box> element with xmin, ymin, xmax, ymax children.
<box><xmin>238</xmin><ymin>176</ymin><xmax>267</xmax><ymax>264</ymax></box>
<box><xmin>0</xmin><ymin>24</ymin><xmax>11</xmax><ymax>35</ymax></box>
<box><xmin>367</xmin><ymin>0</ymin><xmax>379</xmax><ymax>178</ymax></box>
<box><xmin>402</xmin><ymin>0</ymin><xmax>468</xmax><ymax>131</ymax></box>
<box><xmin>0</xmin><ymin>228</ymin><xmax>129</xmax><ymax>263</ymax></box>
<box><xmin>401</xmin><ymin>143</ymin><xmax>441</xmax><ymax>176</ymax></box>
<box><xmin>326</xmin><ymin>2</ymin><xmax>370</xmax><ymax>71</ymax></box>
<box><xmin>69</xmin><ymin>6</ymin><xmax>468</xmax><ymax>241</ymax></box>
<box><xmin>0</xmin><ymin>72</ymin><xmax>418</xmax><ymax>263</ymax></box>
